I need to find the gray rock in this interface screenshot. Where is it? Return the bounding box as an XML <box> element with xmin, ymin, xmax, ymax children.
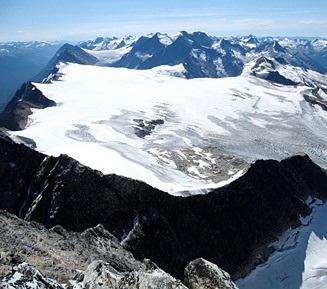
<box><xmin>0</xmin><ymin>210</ymin><xmax>188</xmax><ymax>289</ymax></box>
<box><xmin>67</xmin><ymin>260</ymin><xmax>120</xmax><ymax>289</ymax></box>
<box><xmin>118</xmin><ymin>259</ymin><xmax>187</xmax><ymax>289</ymax></box>
<box><xmin>185</xmin><ymin>258</ymin><xmax>238</xmax><ymax>289</ymax></box>
<box><xmin>0</xmin><ymin>210</ymin><xmax>142</xmax><ymax>284</ymax></box>
<box><xmin>0</xmin><ymin>262</ymin><xmax>64</xmax><ymax>289</ymax></box>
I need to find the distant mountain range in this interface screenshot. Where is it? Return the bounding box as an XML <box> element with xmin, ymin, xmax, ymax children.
<box><xmin>79</xmin><ymin>31</ymin><xmax>327</xmax><ymax>78</ymax></box>
<box><xmin>1</xmin><ymin>32</ymin><xmax>326</xmax><ymax>112</ymax></box>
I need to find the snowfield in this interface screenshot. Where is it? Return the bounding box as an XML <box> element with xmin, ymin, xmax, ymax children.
<box><xmin>10</xmin><ymin>62</ymin><xmax>327</xmax><ymax>195</ymax></box>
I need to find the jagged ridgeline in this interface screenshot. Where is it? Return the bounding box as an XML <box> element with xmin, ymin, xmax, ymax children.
<box><xmin>1</xmin><ymin>131</ymin><xmax>327</xmax><ymax>284</ymax></box>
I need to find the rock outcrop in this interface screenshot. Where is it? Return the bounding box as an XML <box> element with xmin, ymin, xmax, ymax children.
<box><xmin>1</xmin><ymin>134</ymin><xmax>327</xmax><ymax>281</ymax></box>
<box><xmin>185</xmin><ymin>258</ymin><xmax>238</xmax><ymax>289</ymax></box>
<box><xmin>0</xmin><ymin>262</ymin><xmax>64</xmax><ymax>289</ymax></box>
<box><xmin>1</xmin><ymin>259</ymin><xmax>189</xmax><ymax>289</ymax></box>
<box><xmin>0</xmin><ymin>210</ymin><xmax>142</xmax><ymax>284</ymax></box>
<box><xmin>0</xmin><ymin>82</ymin><xmax>56</xmax><ymax>130</ymax></box>
<box><xmin>0</xmin><ymin>210</ymin><xmax>237</xmax><ymax>289</ymax></box>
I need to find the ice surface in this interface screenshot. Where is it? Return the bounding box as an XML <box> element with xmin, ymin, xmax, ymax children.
<box><xmin>10</xmin><ymin>62</ymin><xmax>327</xmax><ymax>195</ymax></box>
<box><xmin>236</xmin><ymin>200</ymin><xmax>327</xmax><ymax>289</ymax></box>
<box><xmin>87</xmin><ymin>45</ymin><xmax>132</xmax><ymax>65</ymax></box>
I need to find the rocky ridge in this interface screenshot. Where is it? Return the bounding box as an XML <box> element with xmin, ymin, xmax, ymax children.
<box><xmin>0</xmin><ymin>82</ymin><xmax>56</xmax><ymax>131</ymax></box>
<box><xmin>0</xmin><ymin>210</ymin><xmax>237</xmax><ymax>289</ymax></box>
<box><xmin>33</xmin><ymin>44</ymin><xmax>98</xmax><ymax>83</ymax></box>
<box><xmin>1</xmin><ymin>132</ymin><xmax>327</xmax><ymax>282</ymax></box>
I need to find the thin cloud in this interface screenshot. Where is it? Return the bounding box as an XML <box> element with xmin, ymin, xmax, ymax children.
<box><xmin>1</xmin><ymin>7</ymin><xmax>325</xmax><ymax>41</ymax></box>
<box><xmin>301</xmin><ymin>19</ymin><xmax>327</xmax><ymax>25</ymax></box>
<box><xmin>124</xmin><ymin>7</ymin><xmax>311</xmax><ymax>21</ymax></box>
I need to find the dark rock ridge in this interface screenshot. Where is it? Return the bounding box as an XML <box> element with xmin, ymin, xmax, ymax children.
<box><xmin>0</xmin><ymin>128</ymin><xmax>45</xmax><ymax>213</ymax></box>
<box><xmin>250</xmin><ymin>56</ymin><xmax>298</xmax><ymax>86</ymax></box>
<box><xmin>1</xmin><ymin>134</ymin><xmax>327</xmax><ymax>281</ymax></box>
<box><xmin>33</xmin><ymin>43</ymin><xmax>98</xmax><ymax>82</ymax></box>
<box><xmin>0</xmin><ymin>82</ymin><xmax>56</xmax><ymax>131</ymax></box>
<box><xmin>303</xmin><ymin>93</ymin><xmax>327</xmax><ymax>111</ymax></box>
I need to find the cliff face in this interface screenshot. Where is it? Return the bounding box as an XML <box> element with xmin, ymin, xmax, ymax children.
<box><xmin>1</xmin><ymin>133</ymin><xmax>327</xmax><ymax>280</ymax></box>
<box><xmin>0</xmin><ymin>82</ymin><xmax>56</xmax><ymax>131</ymax></box>
<box><xmin>0</xmin><ymin>129</ymin><xmax>45</xmax><ymax>214</ymax></box>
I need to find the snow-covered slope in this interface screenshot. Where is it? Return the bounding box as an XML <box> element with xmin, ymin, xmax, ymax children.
<box><xmin>236</xmin><ymin>198</ymin><xmax>327</xmax><ymax>289</ymax></box>
<box><xmin>9</xmin><ymin>62</ymin><xmax>327</xmax><ymax>195</ymax></box>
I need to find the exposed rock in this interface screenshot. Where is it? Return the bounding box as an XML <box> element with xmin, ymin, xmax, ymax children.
<box><xmin>118</xmin><ymin>259</ymin><xmax>187</xmax><ymax>289</ymax></box>
<box><xmin>185</xmin><ymin>258</ymin><xmax>238</xmax><ymax>289</ymax></box>
<box><xmin>0</xmin><ymin>210</ymin><xmax>142</xmax><ymax>284</ymax></box>
<box><xmin>0</xmin><ymin>210</ymin><xmax>188</xmax><ymax>288</ymax></box>
<box><xmin>303</xmin><ymin>93</ymin><xmax>327</xmax><ymax>111</ymax></box>
<box><xmin>68</xmin><ymin>260</ymin><xmax>121</xmax><ymax>289</ymax></box>
<box><xmin>1</xmin><ymin>258</ymin><xmax>187</xmax><ymax>289</ymax></box>
<box><xmin>0</xmin><ymin>132</ymin><xmax>45</xmax><ymax>214</ymax></box>
<box><xmin>148</xmin><ymin>146</ymin><xmax>247</xmax><ymax>184</ymax></box>
<box><xmin>0</xmin><ymin>256</ymin><xmax>188</xmax><ymax>289</ymax></box>
<box><xmin>250</xmin><ymin>57</ymin><xmax>298</xmax><ymax>85</ymax></box>
<box><xmin>0</xmin><ymin>82</ymin><xmax>56</xmax><ymax>131</ymax></box>
<box><xmin>0</xmin><ymin>262</ymin><xmax>64</xmax><ymax>289</ymax></box>
<box><xmin>33</xmin><ymin>44</ymin><xmax>98</xmax><ymax>83</ymax></box>
<box><xmin>133</xmin><ymin>118</ymin><xmax>164</xmax><ymax>138</ymax></box>
<box><xmin>1</xmin><ymin>134</ymin><xmax>327</xmax><ymax>281</ymax></box>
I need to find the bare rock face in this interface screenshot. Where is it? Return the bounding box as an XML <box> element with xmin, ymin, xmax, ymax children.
<box><xmin>1</xmin><ymin>258</ymin><xmax>188</xmax><ymax>289</ymax></box>
<box><xmin>0</xmin><ymin>210</ymin><xmax>142</xmax><ymax>284</ymax></box>
<box><xmin>118</xmin><ymin>259</ymin><xmax>187</xmax><ymax>289</ymax></box>
<box><xmin>185</xmin><ymin>258</ymin><xmax>238</xmax><ymax>289</ymax></box>
<box><xmin>0</xmin><ymin>262</ymin><xmax>64</xmax><ymax>289</ymax></box>
<box><xmin>0</xmin><ymin>82</ymin><xmax>56</xmax><ymax>131</ymax></box>
<box><xmin>72</xmin><ymin>259</ymin><xmax>187</xmax><ymax>289</ymax></box>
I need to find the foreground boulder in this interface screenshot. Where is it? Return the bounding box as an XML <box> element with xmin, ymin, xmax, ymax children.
<box><xmin>185</xmin><ymin>258</ymin><xmax>238</xmax><ymax>289</ymax></box>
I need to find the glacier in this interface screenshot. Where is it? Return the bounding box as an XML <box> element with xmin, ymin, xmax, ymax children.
<box><xmin>9</xmin><ymin>61</ymin><xmax>327</xmax><ymax>195</ymax></box>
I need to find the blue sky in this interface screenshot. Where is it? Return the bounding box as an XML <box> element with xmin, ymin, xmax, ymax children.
<box><xmin>0</xmin><ymin>0</ymin><xmax>326</xmax><ymax>41</ymax></box>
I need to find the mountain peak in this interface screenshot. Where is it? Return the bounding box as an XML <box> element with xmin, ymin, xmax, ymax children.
<box><xmin>33</xmin><ymin>44</ymin><xmax>97</xmax><ymax>82</ymax></box>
